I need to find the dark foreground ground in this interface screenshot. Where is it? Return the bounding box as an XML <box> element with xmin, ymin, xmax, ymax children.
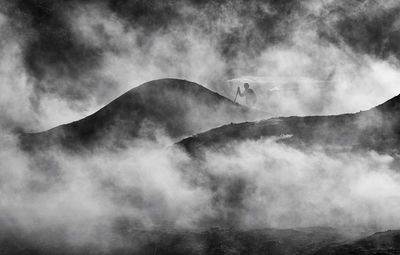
<box><xmin>1</xmin><ymin>226</ymin><xmax>400</xmax><ymax>255</ymax></box>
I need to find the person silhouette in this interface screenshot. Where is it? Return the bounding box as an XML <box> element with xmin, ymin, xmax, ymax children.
<box><xmin>237</xmin><ymin>83</ymin><xmax>257</xmax><ymax>106</ymax></box>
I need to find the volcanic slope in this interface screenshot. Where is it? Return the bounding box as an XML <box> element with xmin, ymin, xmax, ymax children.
<box><xmin>3</xmin><ymin>225</ymin><xmax>400</xmax><ymax>255</ymax></box>
<box><xmin>179</xmin><ymin>93</ymin><xmax>400</xmax><ymax>155</ymax></box>
<box><xmin>20</xmin><ymin>79</ymin><xmax>263</xmax><ymax>151</ymax></box>
<box><xmin>314</xmin><ymin>230</ymin><xmax>400</xmax><ymax>255</ymax></box>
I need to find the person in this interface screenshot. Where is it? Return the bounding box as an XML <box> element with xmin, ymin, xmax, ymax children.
<box><xmin>237</xmin><ymin>83</ymin><xmax>257</xmax><ymax>106</ymax></box>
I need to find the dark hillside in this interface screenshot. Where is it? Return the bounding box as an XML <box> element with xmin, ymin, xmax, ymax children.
<box><xmin>179</xmin><ymin>93</ymin><xmax>400</xmax><ymax>155</ymax></box>
<box><xmin>20</xmin><ymin>79</ymin><xmax>263</xmax><ymax>151</ymax></box>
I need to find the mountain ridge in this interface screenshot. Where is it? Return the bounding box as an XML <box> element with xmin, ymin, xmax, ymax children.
<box><xmin>178</xmin><ymin>92</ymin><xmax>400</xmax><ymax>155</ymax></box>
<box><xmin>19</xmin><ymin>78</ymin><xmax>264</xmax><ymax>151</ymax></box>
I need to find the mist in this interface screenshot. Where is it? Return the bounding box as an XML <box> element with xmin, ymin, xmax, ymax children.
<box><xmin>3</xmin><ymin>0</ymin><xmax>400</xmax><ymax>130</ymax></box>
<box><xmin>2</xmin><ymin>0</ymin><xmax>400</xmax><ymax>252</ymax></box>
<box><xmin>3</xmin><ymin>130</ymin><xmax>400</xmax><ymax>248</ymax></box>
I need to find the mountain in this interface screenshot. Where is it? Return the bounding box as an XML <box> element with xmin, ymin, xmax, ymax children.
<box><xmin>0</xmin><ymin>225</ymin><xmax>354</xmax><ymax>255</ymax></box>
<box><xmin>178</xmin><ymin>93</ymin><xmax>400</xmax><ymax>155</ymax></box>
<box><xmin>3</xmin><ymin>225</ymin><xmax>400</xmax><ymax>255</ymax></box>
<box><xmin>19</xmin><ymin>79</ymin><xmax>264</xmax><ymax>151</ymax></box>
<box><xmin>315</xmin><ymin>230</ymin><xmax>400</xmax><ymax>255</ymax></box>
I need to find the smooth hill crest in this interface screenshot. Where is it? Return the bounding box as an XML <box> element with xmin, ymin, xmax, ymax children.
<box><xmin>19</xmin><ymin>78</ymin><xmax>264</xmax><ymax>151</ymax></box>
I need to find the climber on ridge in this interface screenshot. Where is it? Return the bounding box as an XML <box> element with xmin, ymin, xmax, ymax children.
<box><xmin>236</xmin><ymin>83</ymin><xmax>257</xmax><ymax>107</ymax></box>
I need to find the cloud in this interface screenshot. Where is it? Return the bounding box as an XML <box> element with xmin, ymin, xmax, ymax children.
<box><xmin>0</xmin><ymin>12</ymin><xmax>38</xmax><ymax>130</ymax></box>
<box><xmin>3</xmin><ymin>0</ymin><xmax>400</xmax><ymax>130</ymax></box>
<box><xmin>2</xmin><ymin>132</ymin><xmax>400</xmax><ymax>250</ymax></box>
<box><xmin>2</xmin><ymin>0</ymin><xmax>400</xmax><ymax>251</ymax></box>
<box><xmin>202</xmin><ymin>138</ymin><xmax>400</xmax><ymax>230</ymax></box>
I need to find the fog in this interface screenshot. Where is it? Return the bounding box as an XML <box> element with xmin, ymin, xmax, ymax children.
<box><xmin>3</xmin><ymin>130</ymin><xmax>400</xmax><ymax>247</ymax></box>
<box><xmin>3</xmin><ymin>0</ymin><xmax>400</xmax><ymax>130</ymax></box>
<box><xmin>2</xmin><ymin>0</ymin><xmax>400</xmax><ymax>251</ymax></box>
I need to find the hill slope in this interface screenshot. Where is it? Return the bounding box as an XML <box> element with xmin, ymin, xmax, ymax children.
<box><xmin>0</xmin><ymin>226</ymin><xmax>352</xmax><ymax>255</ymax></box>
<box><xmin>20</xmin><ymin>79</ymin><xmax>263</xmax><ymax>151</ymax></box>
<box><xmin>315</xmin><ymin>230</ymin><xmax>400</xmax><ymax>255</ymax></box>
<box><xmin>3</xmin><ymin>225</ymin><xmax>400</xmax><ymax>255</ymax></box>
<box><xmin>179</xmin><ymin>93</ymin><xmax>400</xmax><ymax>155</ymax></box>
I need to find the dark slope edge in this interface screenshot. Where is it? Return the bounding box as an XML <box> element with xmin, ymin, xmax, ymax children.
<box><xmin>1</xmin><ymin>225</ymin><xmax>399</xmax><ymax>255</ymax></box>
<box><xmin>19</xmin><ymin>78</ymin><xmax>263</xmax><ymax>151</ymax></box>
<box><xmin>315</xmin><ymin>230</ymin><xmax>400</xmax><ymax>255</ymax></box>
<box><xmin>179</xmin><ymin>93</ymin><xmax>400</xmax><ymax>155</ymax></box>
